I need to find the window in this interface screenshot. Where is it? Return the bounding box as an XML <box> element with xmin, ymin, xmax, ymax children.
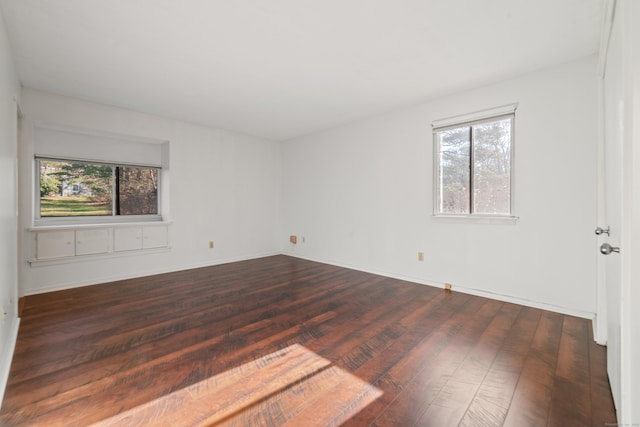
<box><xmin>37</xmin><ymin>158</ymin><xmax>160</xmax><ymax>220</ymax></box>
<box><xmin>434</xmin><ymin>105</ymin><xmax>515</xmax><ymax>216</ymax></box>
<box><xmin>32</xmin><ymin>125</ymin><xmax>168</xmax><ymax>226</ymax></box>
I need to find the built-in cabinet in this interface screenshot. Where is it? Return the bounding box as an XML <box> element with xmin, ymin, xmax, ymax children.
<box><xmin>113</xmin><ymin>226</ymin><xmax>169</xmax><ymax>251</ymax></box>
<box><xmin>33</xmin><ymin>225</ymin><xmax>169</xmax><ymax>262</ymax></box>
<box><xmin>76</xmin><ymin>228</ymin><xmax>112</xmax><ymax>256</ymax></box>
<box><xmin>36</xmin><ymin>230</ymin><xmax>75</xmax><ymax>260</ymax></box>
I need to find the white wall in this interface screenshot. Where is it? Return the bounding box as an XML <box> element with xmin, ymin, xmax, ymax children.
<box><xmin>282</xmin><ymin>57</ymin><xmax>598</xmax><ymax>317</ymax></box>
<box><xmin>0</xmin><ymin>7</ymin><xmax>21</xmax><ymax>406</ymax></box>
<box><xmin>20</xmin><ymin>89</ymin><xmax>282</xmax><ymax>295</ymax></box>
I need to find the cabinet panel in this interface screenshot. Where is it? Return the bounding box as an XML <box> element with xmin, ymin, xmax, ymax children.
<box><xmin>114</xmin><ymin>228</ymin><xmax>143</xmax><ymax>252</ymax></box>
<box><xmin>142</xmin><ymin>226</ymin><xmax>168</xmax><ymax>249</ymax></box>
<box><xmin>76</xmin><ymin>229</ymin><xmax>111</xmax><ymax>256</ymax></box>
<box><xmin>37</xmin><ymin>230</ymin><xmax>75</xmax><ymax>259</ymax></box>
<box><xmin>32</xmin><ymin>224</ymin><xmax>169</xmax><ymax>262</ymax></box>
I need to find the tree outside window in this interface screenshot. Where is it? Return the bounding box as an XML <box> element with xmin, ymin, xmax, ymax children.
<box><xmin>435</xmin><ymin>115</ymin><xmax>513</xmax><ymax>216</ymax></box>
<box><xmin>38</xmin><ymin>159</ymin><xmax>159</xmax><ymax>218</ymax></box>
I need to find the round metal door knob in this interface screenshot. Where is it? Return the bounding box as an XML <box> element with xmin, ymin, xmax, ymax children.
<box><xmin>600</xmin><ymin>243</ymin><xmax>620</xmax><ymax>255</ymax></box>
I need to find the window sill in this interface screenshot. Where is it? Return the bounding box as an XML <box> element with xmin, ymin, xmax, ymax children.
<box><xmin>431</xmin><ymin>215</ymin><xmax>519</xmax><ymax>225</ymax></box>
<box><xmin>29</xmin><ymin>219</ymin><xmax>172</xmax><ymax>232</ymax></box>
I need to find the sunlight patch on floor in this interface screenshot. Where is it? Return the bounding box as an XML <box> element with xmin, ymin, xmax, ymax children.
<box><xmin>91</xmin><ymin>344</ymin><xmax>383</xmax><ymax>426</ymax></box>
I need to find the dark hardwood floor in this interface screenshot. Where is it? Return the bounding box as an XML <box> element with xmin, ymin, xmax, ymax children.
<box><xmin>1</xmin><ymin>255</ymin><xmax>616</xmax><ymax>426</ymax></box>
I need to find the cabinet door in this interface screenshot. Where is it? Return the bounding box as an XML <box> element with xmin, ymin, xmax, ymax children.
<box><xmin>37</xmin><ymin>230</ymin><xmax>75</xmax><ymax>259</ymax></box>
<box><xmin>76</xmin><ymin>229</ymin><xmax>111</xmax><ymax>256</ymax></box>
<box><xmin>114</xmin><ymin>228</ymin><xmax>143</xmax><ymax>252</ymax></box>
<box><xmin>142</xmin><ymin>226</ymin><xmax>168</xmax><ymax>249</ymax></box>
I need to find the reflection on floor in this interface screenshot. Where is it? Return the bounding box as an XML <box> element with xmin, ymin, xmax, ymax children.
<box><xmin>95</xmin><ymin>344</ymin><xmax>382</xmax><ymax>426</ymax></box>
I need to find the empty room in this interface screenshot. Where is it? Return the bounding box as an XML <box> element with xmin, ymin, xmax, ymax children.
<box><xmin>0</xmin><ymin>0</ymin><xmax>638</xmax><ymax>426</ymax></box>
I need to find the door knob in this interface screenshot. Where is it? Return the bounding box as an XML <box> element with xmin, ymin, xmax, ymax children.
<box><xmin>595</xmin><ymin>226</ymin><xmax>610</xmax><ymax>236</ymax></box>
<box><xmin>600</xmin><ymin>243</ymin><xmax>620</xmax><ymax>255</ymax></box>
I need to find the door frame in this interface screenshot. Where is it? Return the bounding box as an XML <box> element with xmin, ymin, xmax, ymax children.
<box><xmin>596</xmin><ymin>0</ymin><xmax>640</xmax><ymax>423</ymax></box>
<box><xmin>594</xmin><ymin>0</ymin><xmax>616</xmax><ymax>347</ymax></box>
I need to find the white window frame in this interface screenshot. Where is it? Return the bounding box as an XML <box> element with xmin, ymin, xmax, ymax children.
<box><xmin>432</xmin><ymin>104</ymin><xmax>518</xmax><ymax>222</ymax></box>
<box><xmin>35</xmin><ymin>157</ymin><xmax>163</xmax><ymax>227</ymax></box>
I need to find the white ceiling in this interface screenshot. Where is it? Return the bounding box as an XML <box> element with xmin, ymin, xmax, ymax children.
<box><xmin>0</xmin><ymin>0</ymin><xmax>603</xmax><ymax>141</ymax></box>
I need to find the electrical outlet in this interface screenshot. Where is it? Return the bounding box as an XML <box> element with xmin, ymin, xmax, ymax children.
<box><xmin>418</xmin><ymin>252</ymin><xmax>424</xmax><ymax>261</ymax></box>
<box><xmin>444</xmin><ymin>283</ymin><xmax>452</xmax><ymax>291</ymax></box>
<box><xmin>209</xmin><ymin>241</ymin><xmax>214</xmax><ymax>249</ymax></box>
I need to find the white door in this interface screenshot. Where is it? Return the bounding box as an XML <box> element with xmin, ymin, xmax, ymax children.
<box><xmin>600</xmin><ymin>44</ymin><xmax>623</xmax><ymax>414</ymax></box>
<box><xmin>598</xmin><ymin>0</ymin><xmax>640</xmax><ymax>423</ymax></box>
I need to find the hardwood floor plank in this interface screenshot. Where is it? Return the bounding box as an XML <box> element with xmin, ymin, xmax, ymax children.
<box><xmin>343</xmin><ymin>291</ymin><xmax>477</xmax><ymax>426</ymax></box>
<box><xmin>6</xmin><ymin>268</ymin><xmax>382</xmax><ymax>405</ymax></box>
<box><xmin>415</xmin><ymin>379</ymin><xmax>480</xmax><ymax>426</ymax></box>
<box><xmin>94</xmin><ymin>344</ymin><xmax>334</xmax><ymax>426</ymax></box>
<box><xmin>0</xmin><ymin>255</ymin><xmax>617</xmax><ymax>426</ymax></box>
<box><xmin>546</xmin><ymin>317</ymin><xmax>593</xmax><ymax>427</ymax></box>
<box><xmin>501</xmin><ymin>310</ymin><xmax>563</xmax><ymax>427</ymax></box>
<box><xmin>456</xmin><ymin>303</ymin><xmax>524</xmax><ymax>427</ymax></box>
<box><xmin>370</xmin><ymin>299</ymin><xmax>505</xmax><ymax>426</ymax></box>
<box><xmin>4</xmin><ymin>311</ymin><xmax>340</xmax><ymax>426</ymax></box>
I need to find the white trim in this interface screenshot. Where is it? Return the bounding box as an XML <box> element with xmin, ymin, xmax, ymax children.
<box><xmin>598</xmin><ymin>0</ymin><xmax>617</xmax><ymax>78</ymax></box>
<box><xmin>620</xmin><ymin>2</ymin><xmax>640</xmax><ymax>423</ymax></box>
<box><xmin>431</xmin><ymin>214</ymin><xmax>519</xmax><ymax>225</ymax></box>
<box><xmin>283</xmin><ymin>253</ymin><xmax>595</xmax><ymax>320</ymax></box>
<box><xmin>33</xmin><ymin>216</ymin><xmax>165</xmax><ymax>228</ymax></box>
<box><xmin>0</xmin><ymin>317</ymin><xmax>20</xmax><ymax>408</ymax></box>
<box><xmin>431</xmin><ymin>103</ymin><xmax>518</xmax><ymax>129</ymax></box>
<box><xmin>29</xmin><ymin>220</ymin><xmax>172</xmax><ymax>232</ymax></box>
<box><xmin>595</xmin><ymin>73</ymin><xmax>608</xmax><ymax>345</ymax></box>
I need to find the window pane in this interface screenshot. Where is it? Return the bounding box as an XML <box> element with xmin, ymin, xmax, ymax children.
<box><xmin>40</xmin><ymin>160</ymin><xmax>113</xmax><ymax>217</ymax></box>
<box><xmin>438</xmin><ymin>127</ymin><xmax>470</xmax><ymax>214</ymax></box>
<box><xmin>473</xmin><ymin>118</ymin><xmax>511</xmax><ymax>214</ymax></box>
<box><xmin>117</xmin><ymin>167</ymin><xmax>158</xmax><ymax>215</ymax></box>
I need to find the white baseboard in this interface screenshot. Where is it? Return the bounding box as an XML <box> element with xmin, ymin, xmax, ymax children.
<box><xmin>0</xmin><ymin>316</ymin><xmax>20</xmax><ymax>409</ymax></box>
<box><xmin>24</xmin><ymin>250</ymin><xmax>596</xmax><ymax>321</ymax></box>
<box><xmin>592</xmin><ymin>313</ymin><xmax>607</xmax><ymax>345</ymax></box>
<box><xmin>284</xmin><ymin>252</ymin><xmax>596</xmax><ymax>320</ymax></box>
